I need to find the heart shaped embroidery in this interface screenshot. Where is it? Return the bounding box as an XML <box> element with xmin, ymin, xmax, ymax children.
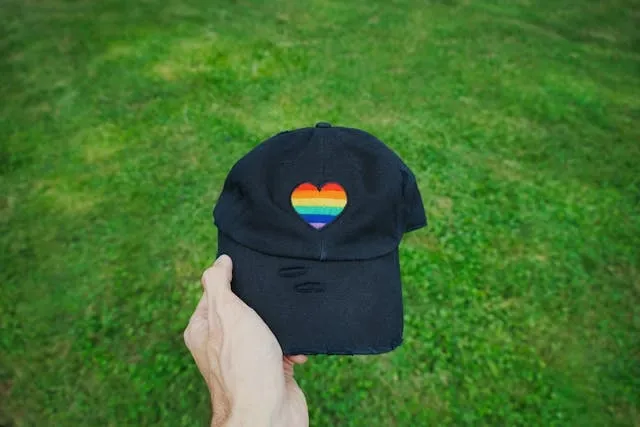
<box><xmin>291</xmin><ymin>182</ymin><xmax>347</xmax><ymax>229</ymax></box>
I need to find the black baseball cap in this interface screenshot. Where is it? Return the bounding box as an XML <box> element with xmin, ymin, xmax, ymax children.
<box><xmin>213</xmin><ymin>122</ymin><xmax>426</xmax><ymax>355</ymax></box>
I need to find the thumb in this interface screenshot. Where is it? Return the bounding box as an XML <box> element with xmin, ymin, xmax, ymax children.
<box><xmin>202</xmin><ymin>255</ymin><xmax>233</xmax><ymax>330</ymax></box>
<box><xmin>201</xmin><ymin>254</ymin><xmax>233</xmax><ymax>293</ymax></box>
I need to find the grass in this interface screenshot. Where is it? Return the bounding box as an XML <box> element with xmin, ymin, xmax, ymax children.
<box><xmin>1</xmin><ymin>0</ymin><xmax>639</xmax><ymax>425</ymax></box>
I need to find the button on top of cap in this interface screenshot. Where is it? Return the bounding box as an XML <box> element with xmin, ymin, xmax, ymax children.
<box><xmin>315</xmin><ymin>122</ymin><xmax>332</xmax><ymax>128</ymax></box>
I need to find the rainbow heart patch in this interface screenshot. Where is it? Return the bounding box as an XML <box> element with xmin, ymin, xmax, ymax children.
<box><xmin>291</xmin><ymin>182</ymin><xmax>347</xmax><ymax>229</ymax></box>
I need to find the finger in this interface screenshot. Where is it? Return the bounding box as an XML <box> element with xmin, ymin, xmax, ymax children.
<box><xmin>286</xmin><ymin>355</ymin><xmax>308</xmax><ymax>365</ymax></box>
<box><xmin>184</xmin><ymin>288</ymin><xmax>208</xmax><ymax>351</ymax></box>
<box><xmin>283</xmin><ymin>355</ymin><xmax>307</xmax><ymax>384</ymax></box>
<box><xmin>203</xmin><ymin>255</ymin><xmax>233</xmax><ymax>331</ymax></box>
<box><xmin>283</xmin><ymin>356</ymin><xmax>295</xmax><ymax>378</ymax></box>
<box><xmin>184</xmin><ymin>293</ymin><xmax>208</xmax><ymax>351</ymax></box>
<box><xmin>190</xmin><ymin>292</ymin><xmax>208</xmax><ymax>322</ymax></box>
<box><xmin>202</xmin><ymin>254</ymin><xmax>233</xmax><ymax>292</ymax></box>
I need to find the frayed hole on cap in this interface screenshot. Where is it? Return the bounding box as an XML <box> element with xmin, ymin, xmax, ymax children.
<box><xmin>278</xmin><ymin>266</ymin><xmax>309</xmax><ymax>278</ymax></box>
<box><xmin>293</xmin><ymin>282</ymin><xmax>325</xmax><ymax>293</ymax></box>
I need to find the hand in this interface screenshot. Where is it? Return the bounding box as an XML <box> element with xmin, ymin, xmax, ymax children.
<box><xmin>184</xmin><ymin>255</ymin><xmax>309</xmax><ymax>427</ymax></box>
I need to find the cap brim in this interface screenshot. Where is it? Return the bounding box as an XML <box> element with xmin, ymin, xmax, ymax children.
<box><xmin>218</xmin><ymin>232</ymin><xmax>404</xmax><ymax>355</ymax></box>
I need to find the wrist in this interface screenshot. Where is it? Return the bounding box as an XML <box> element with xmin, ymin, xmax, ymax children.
<box><xmin>214</xmin><ymin>400</ymin><xmax>282</xmax><ymax>427</ymax></box>
<box><xmin>223</xmin><ymin>414</ymin><xmax>272</xmax><ymax>427</ymax></box>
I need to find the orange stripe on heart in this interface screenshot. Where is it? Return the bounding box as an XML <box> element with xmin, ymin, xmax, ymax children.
<box><xmin>291</xmin><ymin>182</ymin><xmax>347</xmax><ymax>229</ymax></box>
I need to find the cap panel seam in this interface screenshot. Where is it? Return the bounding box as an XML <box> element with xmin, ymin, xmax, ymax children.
<box><xmin>278</xmin><ymin>127</ymin><xmax>317</xmax><ymax>165</ymax></box>
<box><xmin>319</xmin><ymin>129</ymin><xmax>326</xmax><ymax>261</ymax></box>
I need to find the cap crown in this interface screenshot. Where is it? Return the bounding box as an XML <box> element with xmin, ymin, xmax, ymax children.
<box><xmin>214</xmin><ymin>125</ymin><xmax>425</xmax><ymax>261</ymax></box>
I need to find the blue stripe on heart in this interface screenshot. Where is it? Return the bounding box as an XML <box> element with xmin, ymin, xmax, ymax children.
<box><xmin>299</xmin><ymin>213</ymin><xmax>336</xmax><ymax>223</ymax></box>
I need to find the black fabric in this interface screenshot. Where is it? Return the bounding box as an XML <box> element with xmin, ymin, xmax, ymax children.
<box><xmin>217</xmin><ymin>232</ymin><xmax>404</xmax><ymax>355</ymax></box>
<box><xmin>213</xmin><ymin>124</ymin><xmax>426</xmax><ymax>355</ymax></box>
<box><xmin>400</xmin><ymin>164</ymin><xmax>427</xmax><ymax>232</ymax></box>
<box><xmin>214</xmin><ymin>126</ymin><xmax>424</xmax><ymax>260</ymax></box>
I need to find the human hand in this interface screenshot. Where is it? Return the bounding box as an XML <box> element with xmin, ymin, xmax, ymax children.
<box><xmin>184</xmin><ymin>255</ymin><xmax>309</xmax><ymax>427</ymax></box>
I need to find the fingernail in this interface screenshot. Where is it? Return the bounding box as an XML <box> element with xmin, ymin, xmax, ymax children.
<box><xmin>215</xmin><ymin>254</ymin><xmax>231</xmax><ymax>266</ymax></box>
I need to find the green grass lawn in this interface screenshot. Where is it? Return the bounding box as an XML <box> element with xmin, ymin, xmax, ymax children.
<box><xmin>1</xmin><ymin>0</ymin><xmax>639</xmax><ymax>425</ymax></box>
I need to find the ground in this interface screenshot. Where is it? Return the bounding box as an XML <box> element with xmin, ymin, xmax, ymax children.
<box><xmin>1</xmin><ymin>0</ymin><xmax>639</xmax><ymax>426</ymax></box>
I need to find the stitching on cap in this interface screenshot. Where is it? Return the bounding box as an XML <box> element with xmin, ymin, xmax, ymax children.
<box><xmin>319</xmin><ymin>130</ymin><xmax>326</xmax><ymax>260</ymax></box>
<box><xmin>320</xmin><ymin>129</ymin><xmax>325</xmax><ymax>178</ymax></box>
